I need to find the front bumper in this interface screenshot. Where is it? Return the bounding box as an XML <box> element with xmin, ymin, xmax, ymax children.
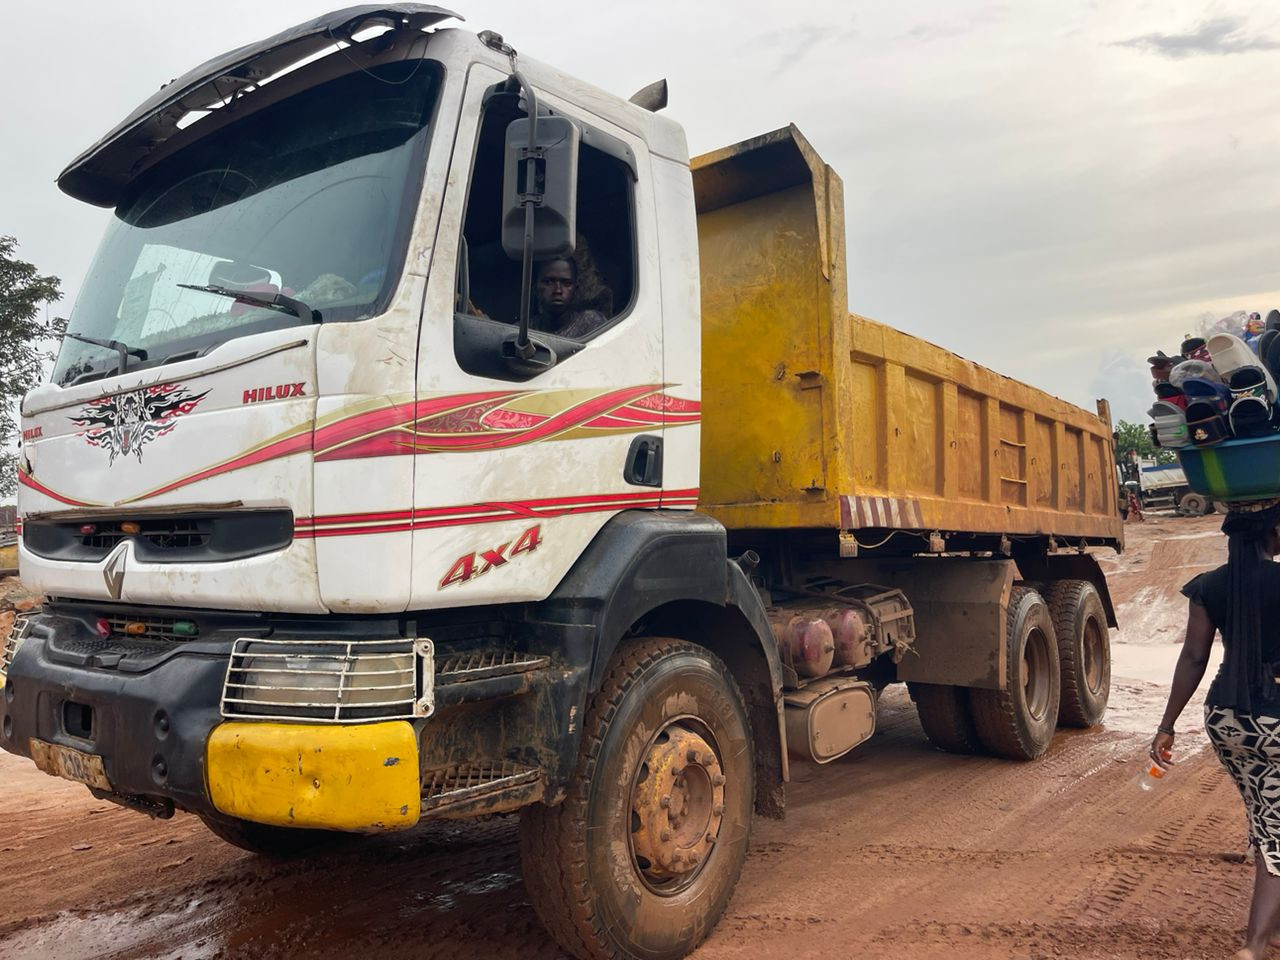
<box><xmin>0</xmin><ymin>612</ymin><xmax>420</xmax><ymax>831</ymax></box>
<box><xmin>207</xmin><ymin>721</ymin><xmax>419</xmax><ymax>830</ymax></box>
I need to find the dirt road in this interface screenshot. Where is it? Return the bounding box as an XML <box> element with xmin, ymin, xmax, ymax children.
<box><xmin>0</xmin><ymin>513</ymin><xmax>1253</xmax><ymax>960</ymax></box>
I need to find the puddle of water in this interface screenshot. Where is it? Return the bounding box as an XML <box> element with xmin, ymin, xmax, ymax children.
<box><xmin>1101</xmin><ymin>640</ymin><xmax>1223</xmax><ymax>754</ymax></box>
<box><xmin>0</xmin><ymin>900</ymin><xmax>220</xmax><ymax>960</ymax></box>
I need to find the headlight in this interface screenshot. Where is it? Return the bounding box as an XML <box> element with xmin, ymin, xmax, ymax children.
<box><xmin>222</xmin><ymin>638</ymin><xmax>433</xmax><ymax>723</ymax></box>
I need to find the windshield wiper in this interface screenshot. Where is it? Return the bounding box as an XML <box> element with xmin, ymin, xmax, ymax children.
<box><xmin>60</xmin><ymin>332</ymin><xmax>148</xmax><ymax>378</ymax></box>
<box><xmin>178</xmin><ymin>283</ymin><xmax>320</xmax><ymax>324</ymax></box>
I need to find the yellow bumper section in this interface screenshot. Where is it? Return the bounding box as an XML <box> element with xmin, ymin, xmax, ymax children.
<box><xmin>207</xmin><ymin>720</ymin><xmax>420</xmax><ymax>832</ymax></box>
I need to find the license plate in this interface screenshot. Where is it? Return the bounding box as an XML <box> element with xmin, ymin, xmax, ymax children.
<box><xmin>29</xmin><ymin>739</ymin><xmax>112</xmax><ymax>791</ymax></box>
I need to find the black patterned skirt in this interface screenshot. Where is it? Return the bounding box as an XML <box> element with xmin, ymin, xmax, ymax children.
<box><xmin>1205</xmin><ymin>703</ymin><xmax>1280</xmax><ymax>875</ymax></box>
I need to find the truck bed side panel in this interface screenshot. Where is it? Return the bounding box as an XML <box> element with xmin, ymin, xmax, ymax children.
<box><xmin>692</xmin><ymin>126</ymin><xmax>1122</xmax><ymax>547</ymax></box>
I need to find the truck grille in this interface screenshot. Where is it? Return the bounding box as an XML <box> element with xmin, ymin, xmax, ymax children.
<box><xmin>221</xmin><ymin>638</ymin><xmax>433</xmax><ymax>723</ymax></box>
<box><xmin>103</xmin><ymin>615</ymin><xmax>195</xmax><ymax>642</ymax></box>
<box><xmin>82</xmin><ymin>519</ymin><xmax>210</xmax><ymax>551</ymax></box>
<box><xmin>23</xmin><ymin>510</ymin><xmax>293</xmax><ymax>564</ymax></box>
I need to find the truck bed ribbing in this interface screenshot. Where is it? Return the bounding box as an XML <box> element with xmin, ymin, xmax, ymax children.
<box><xmin>693</xmin><ymin>125</ymin><xmax>1123</xmax><ymax>551</ymax></box>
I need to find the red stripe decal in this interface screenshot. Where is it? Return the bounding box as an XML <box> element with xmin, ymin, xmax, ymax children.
<box><xmin>17</xmin><ymin>471</ymin><xmax>96</xmax><ymax>507</ymax></box>
<box><xmin>296</xmin><ymin>489</ymin><xmax>699</xmax><ymax>539</ymax></box>
<box><xmin>139</xmin><ymin>430</ymin><xmax>313</xmax><ymax>501</ymax></box>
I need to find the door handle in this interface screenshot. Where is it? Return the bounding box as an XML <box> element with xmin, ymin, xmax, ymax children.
<box><xmin>624</xmin><ymin>435</ymin><xmax>663</xmax><ymax>487</ymax></box>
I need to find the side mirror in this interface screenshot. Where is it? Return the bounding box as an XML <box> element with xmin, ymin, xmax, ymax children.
<box><xmin>501</xmin><ymin>115</ymin><xmax>580</xmax><ymax>260</ymax></box>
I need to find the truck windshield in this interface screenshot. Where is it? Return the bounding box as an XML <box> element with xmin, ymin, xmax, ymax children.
<box><xmin>53</xmin><ymin>60</ymin><xmax>442</xmax><ymax>386</ymax></box>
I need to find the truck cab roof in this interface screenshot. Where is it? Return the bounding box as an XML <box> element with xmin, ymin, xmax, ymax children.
<box><xmin>58</xmin><ymin>4</ymin><xmax>462</xmax><ymax>206</ymax></box>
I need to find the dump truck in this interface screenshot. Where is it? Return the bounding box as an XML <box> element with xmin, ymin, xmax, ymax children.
<box><xmin>1138</xmin><ymin>461</ymin><xmax>1211</xmax><ymax>515</ymax></box>
<box><xmin>0</xmin><ymin>7</ymin><xmax>1123</xmax><ymax>959</ymax></box>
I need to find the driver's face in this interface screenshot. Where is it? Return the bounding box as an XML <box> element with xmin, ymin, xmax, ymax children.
<box><xmin>537</xmin><ymin>261</ymin><xmax>575</xmax><ymax>315</ymax></box>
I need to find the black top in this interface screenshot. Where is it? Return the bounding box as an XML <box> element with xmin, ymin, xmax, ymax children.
<box><xmin>1183</xmin><ymin>562</ymin><xmax>1280</xmax><ymax>707</ymax></box>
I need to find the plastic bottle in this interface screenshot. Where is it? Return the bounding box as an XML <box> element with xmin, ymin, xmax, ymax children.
<box><xmin>1139</xmin><ymin>750</ymin><xmax>1172</xmax><ymax>791</ymax></box>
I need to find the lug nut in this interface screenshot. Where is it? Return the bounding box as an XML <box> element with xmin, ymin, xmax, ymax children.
<box><xmin>713</xmin><ymin>803</ymin><xmax>725</xmax><ymax>816</ymax></box>
<box><xmin>712</xmin><ymin>774</ymin><xmax>726</xmax><ymax>786</ymax></box>
<box><xmin>660</xmin><ymin>829</ymin><xmax>671</xmax><ymax>842</ymax></box>
<box><xmin>687</xmin><ymin>748</ymin><xmax>700</xmax><ymax>763</ymax></box>
<box><xmin>706</xmin><ymin>832</ymin><xmax>717</xmax><ymax>844</ymax></box>
<box><xmin>660</xmin><ymin>794</ymin><xmax>671</xmax><ymax>808</ymax></box>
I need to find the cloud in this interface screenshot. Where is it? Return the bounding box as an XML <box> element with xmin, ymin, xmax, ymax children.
<box><xmin>1113</xmin><ymin>16</ymin><xmax>1280</xmax><ymax>59</ymax></box>
<box><xmin>903</xmin><ymin>6</ymin><xmax>1008</xmax><ymax>42</ymax></box>
<box><xmin>747</xmin><ymin>17</ymin><xmax>857</xmax><ymax>77</ymax></box>
<box><xmin>1088</xmin><ymin>352</ymin><xmax>1154</xmax><ymax>428</ymax></box>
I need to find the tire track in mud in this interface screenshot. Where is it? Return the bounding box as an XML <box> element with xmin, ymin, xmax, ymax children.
<box><xmin>0</xmin><ymin>643</ymin><xmax>1264</xmax><ymax>960</ymax></box>
<box><xmin>873</xmin><ymin>917</ymin><xmax>1242</xmax><ymax>960</ymax></box>
<box><xmin>0</xmin><ymin>815</ymin><xmax>558</xmax><ymax>960</ymax></box>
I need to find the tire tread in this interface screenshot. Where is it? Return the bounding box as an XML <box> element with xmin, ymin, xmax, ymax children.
<box><xmin>1045</xmin><ymin>579</ymin><xmax>1109</xmax><ymax>728</ymax></box>
<box><xmin>971</xmin><ymin>587</ymin><xmax>1060</xmax><ymax>760</ymax></box>
<box><xmin>909</xmin><ymin>682</ymin><xmax>984</xmax><ymax>754</ymax></box>
<box><xmin>520</xmin><ymin>636</ymin><xmax>749</xmax><ymax>960</ymax></box>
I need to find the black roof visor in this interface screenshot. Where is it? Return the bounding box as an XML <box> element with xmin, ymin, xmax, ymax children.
<box><xmin>57</xmin><ymin>4</ymin><xmax>461</xmax><ymax>207</ymax></box>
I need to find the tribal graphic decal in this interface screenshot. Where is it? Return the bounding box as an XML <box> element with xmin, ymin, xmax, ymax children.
<box><xmin>70</xmin><ymin>383</ymin><xmax>208</xmax><ymax>465</ymax></box>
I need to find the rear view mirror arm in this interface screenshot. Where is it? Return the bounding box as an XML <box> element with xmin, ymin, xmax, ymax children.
<box><xmin>510</xmin><ymin>67</ymin><xmax>540</xmax><ymax>361</ymax></box>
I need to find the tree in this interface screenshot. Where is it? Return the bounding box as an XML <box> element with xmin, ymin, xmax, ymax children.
<box><xmin>0</xmin><ymin>237</ymin><xmax>63</xmax><ymax>498</ymax></box>
<box><xmin>1114</xmin><ymin>418</ymin><xmax>1175</xmax><ymax>466</ymax></box>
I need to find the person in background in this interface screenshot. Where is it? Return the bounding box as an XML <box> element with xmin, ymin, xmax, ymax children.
<box><xmin>1151</xmin><ymin>501</ymin><xmax>1280</xmax><ymax>960</ymax></box>
<box><xmin>1125</xmin><ymin>481</ymin><xmax>1144</xmax><ymax>522</ymax></box>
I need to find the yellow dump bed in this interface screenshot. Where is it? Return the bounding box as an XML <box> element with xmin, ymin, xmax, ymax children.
<box><xmin>693</xmin><ymin>126</ymin><xmax>1122</xmax><ymax>549</ymax></box>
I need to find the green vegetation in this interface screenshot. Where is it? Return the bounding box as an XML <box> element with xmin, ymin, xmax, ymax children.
<box><xmin>1114</xmin><ymin>418</ymin><xmax>1176</xmax><ymax>466</ymax></box>
<box><xmin>0</xmin><ymin>237</ymin><xmax>62</xmax><ymax>498</ymax></box>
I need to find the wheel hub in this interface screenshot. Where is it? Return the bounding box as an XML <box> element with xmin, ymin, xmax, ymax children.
<box><xmin>631</xmin><ymin>724</ymin><xmax>725</xmax><ymax>880</ymax></box>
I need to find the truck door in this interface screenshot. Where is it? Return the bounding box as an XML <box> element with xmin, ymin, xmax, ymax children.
<box><xmin>408</xmin><ymin>64</ymin><xmax>667</xmax><ymax>608</ymax></box>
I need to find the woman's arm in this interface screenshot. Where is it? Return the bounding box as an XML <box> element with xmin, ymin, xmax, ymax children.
<box><xmin>1150</xmin><ymin>600</ymin><xmax>1216</xmax><ymax>767</ymax></box>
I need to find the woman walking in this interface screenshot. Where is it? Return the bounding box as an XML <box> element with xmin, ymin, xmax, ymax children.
<box><xmin>1152</xmin><ymin>501</ymin><xmax>1280</xmax><ymax>959</ymax></box>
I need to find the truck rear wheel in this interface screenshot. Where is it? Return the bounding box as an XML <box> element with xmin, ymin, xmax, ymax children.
<box><xmin>908</xmin><ymin>682</ymin><xmax>984</xmax><ymax>754</ymax></box>
<box><xmin>198</xmin><ymin>813</ymin><xmax>331</xmax><ymax>858</ymax></box>
<box><xmin>519</xmin><ymin>637</ymin><xmax>753</xmax><ymax>960</ymax></box>
<box><xmin>1046</xmin><ymin>579</ymin><xmax>1110</xmax><ymax>728</ymax></box>
<box><xmin>971</xmin><ymin>587</ymin><xmax>1061</xmax><ymax>760</ymax></box>
<box><xmin>1179</xmin><ymin>492</ymin><xmax>1209</xmax><ymax>516</ymax></box>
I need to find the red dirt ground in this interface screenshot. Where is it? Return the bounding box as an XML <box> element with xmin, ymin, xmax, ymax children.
<box><xmin>0</xmin><ymin>513</ymin><xmax>1254</xmax><ymax>960</ymax></box>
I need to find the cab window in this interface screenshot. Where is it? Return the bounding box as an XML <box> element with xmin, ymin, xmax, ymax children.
<box><xmin>454</xmin><ymin>89</ymin><xmax>637</xmax><ymax>380</ymax></box>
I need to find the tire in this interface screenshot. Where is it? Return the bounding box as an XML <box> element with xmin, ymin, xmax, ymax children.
<box><xmin>198</xmin><ymin>813</ymin><xmax>332</xmax><ymax>858</ymax></box>
<box><xmin>908</xmin><ymin>682</ymin><xmax>984</xmax><ymax>754</ymax></box>
<box><xmin>519</xmin><ymin>637</ymin><xmax>754</xmax><ymax>960</ymax></box>
<box><xmin>1046</xmin><ymin>579</ymin><xmax>1111</xmax><ymax>728</ymax></box>
<box><xmin>971</xmin><ymin>587</ymin><xmax>1061</xmax><ymax>760</ymax></box>
<box><xmin>1179</xmin><ymin>492</ymin><xmax>1209</xmax><ymax>516</ymax></box>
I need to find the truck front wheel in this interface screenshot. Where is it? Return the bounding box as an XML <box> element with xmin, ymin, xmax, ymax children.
<box><xmin>971</xmin><ymin>587</ymin><xmax>1061</xmax><ymax>760</ymax></box>
<box><xmin>519</xmin><ymin>637</ymin><xmax>754</xmax><ymax>960</ymax></box>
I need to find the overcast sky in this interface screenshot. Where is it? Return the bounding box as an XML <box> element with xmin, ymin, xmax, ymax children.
<box><xmin>3</xmin><ymin>0</ymin><xmax>1279</xmax><ymax>430</ymax></box>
